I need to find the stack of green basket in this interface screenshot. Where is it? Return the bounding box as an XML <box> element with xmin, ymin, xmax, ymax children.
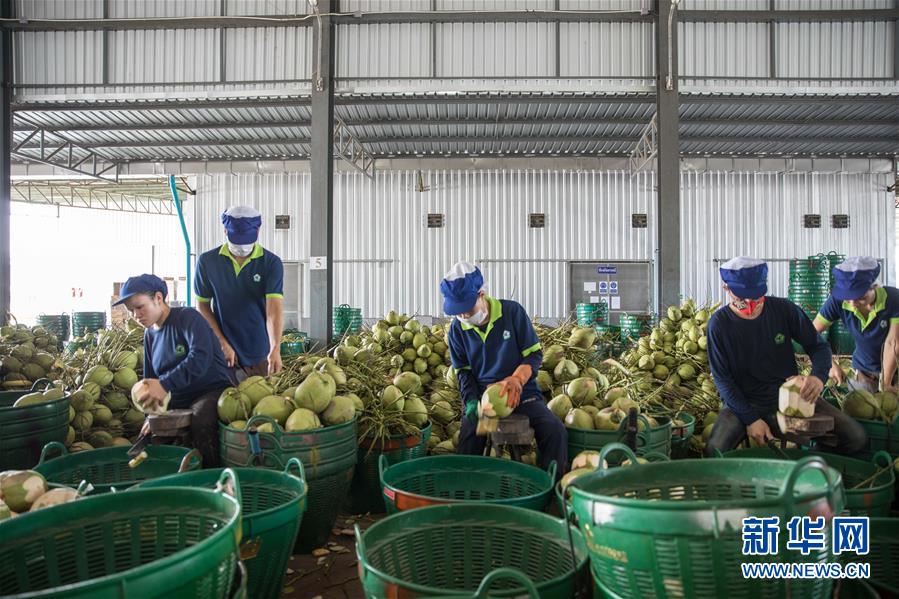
<box><xmin>619</xmin><ymin>313</ymin><xmax>651</xmax><ymax>343</ymax></box>
<box><xmin>35</xmin><ymin>313</ymin><xmax>70</xmax><ymax>343</ymax></box>
<box><xmin>788</xmin><ymin>256</ymin><xmax>830</xmax><ymax>353</ymax></box>
<box><xmin>576</xmin><ymin>302</ymin><xmax>609</xmax><ymax>327</ymax></box>
<box><xmin>72</xmin><ymin>311</ymin><xmax>106</xmax><ymax>337</ymax></box>
<box><xmin>219</xmin><ymin>414</ymin><xmax>357</xmax><ymax>553</ymax></box>
<box><xmin>332</xmin><ymin>304</ymin><xmax>362</xmax><ymax>340</ymax></box>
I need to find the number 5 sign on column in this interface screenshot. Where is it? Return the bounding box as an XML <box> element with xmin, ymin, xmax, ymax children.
<box><xmin>309</xmin><ymin>256</ymin><xmax>327</xmax><ymax>270</ymax></box>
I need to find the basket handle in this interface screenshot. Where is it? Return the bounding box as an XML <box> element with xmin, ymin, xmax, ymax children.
<box><xmin>640</xmin><ymin>451</ymin><xmax>670</xmax><ymax>463</ymax></box>
<box><xmin>871</xmin><ymin>450</ymin><xmax>893</xmax><ymax>470</ymax></box>
<box><xmin>779</xmin><ymin>456</ymin><xmax>836</xmax><ymax>519</ymax></box>
<box><xmin>545</xmin><ymin>460</ymin><xmax>558</xmax><ymax>482</ymax></box>
<box><xmin>378</xmin><ymin>454</ymin><xmax>390</xmax><ymax>482</ymax></box>
<box><xmin>711</xmin><ymin>448</ymin><xmax>725</xmax><ymax>459</ymax></box>
<box><xmin>474</xmin><ymin>568</ymin><xmax>540</xmax><ymax>599</ymax></box>
<box><xmin>354</xmin><ymin>523</ymin><xmax>365</xmax><ymax>555</ymax></box>
<box><xmin>284</xmin><ymin>457</ymin><xmax>306</xmax><ymax>484</ymax></box>
<box><xmin>38</xmin><ymin>441</ymin><xmax>68</xmax><ymax>464</ymax></box>
<box><xmin>178</xmin><ymin>448</ymin><xmax>202</xmax><ymax>473</ymax></box>
<box><xmin>215</xmin><ymin>468</ymin><xmax>243</xmax><ymax>505</ymax></box>
<box><xmin>30</xmin><ymin>378</ymin><xmax>53</xmax><ymax>392</ymax></box>
<box><xmin>246</xmin><ymin>414</ymin><xmax>282</xmax><ymax>439</ymax></box>
<box><xmin>75</xmin><ymin>480</ymin><xmax>94</xmax><ymax>496</ymax></box>
<box><xmin>597</xmin><ymin>442</ymin><xmax>639</xmax><ymax>470</ymax></box>
<box><xmin>615</xmin><ymin>413</ymin><xmax>651</xmax><ymax>448</ymax></box>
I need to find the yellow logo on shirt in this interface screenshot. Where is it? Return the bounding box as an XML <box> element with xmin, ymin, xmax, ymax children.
<box><xmin>774</xmin><ymin>333</ymin><xmax>785</xmax><ymax>344</ymax></box>
<box><xmin>175</xmin><ymin>344</ymin><xmax>186</xmax><ymax>357</ymax></box>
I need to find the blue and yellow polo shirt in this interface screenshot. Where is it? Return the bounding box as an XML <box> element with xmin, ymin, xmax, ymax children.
<box><xmin>194</xmin><ymin>243</ymin><xmax>284</xmax><ymax>367</ymax></box>
<box><xmin>816</xmin><ymin>286</ymin><xmax>899</xmax><ymax>374</ymax></box>
<box><xmin>446</xmin><ymin>296</ymin><xmax>543</xmax><ymax>402</ymax></box>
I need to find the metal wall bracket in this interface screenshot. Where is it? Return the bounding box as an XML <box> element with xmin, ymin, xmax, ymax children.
<box><xmin>629</xmin><ymin>113</ymin><xmax>658</xmax><ymax>173</ymax></box>
<box><xmin>333</xmin><ymin>117</ymin><xmax>374</xmax><ymax>179</ymax></box>
<box><xmin>12</xmin><ymin>116</ymin><xmax>122</xmax><ymax>182</ymax></box>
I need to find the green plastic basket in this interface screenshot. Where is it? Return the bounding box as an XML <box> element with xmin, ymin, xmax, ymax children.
<box><xmin>0</xmin><ymin>381</ymin><xmax>70</xmax><ymax>471</ymax></box>
<box><xmin>0</xmin><ymin>470</ymin><xmax>242</xmax><ymax>599</ymax></box>
<box><xmin>355</xmin><ymin>504</ymin><xmax>589</xmax><ymax>599</ymax></box>
<box><xmin>348</xmin><ymin>422</ymin><xmax>431</xmax><ymax>514</ymax></box>
<box><xmin>619</xmin><ymin>314</ymin><xmax>651</xmax><ymax>342</ymax></box>
<box><xmin>71</xmin><ymin>311</ymin><xmax>106</xmax><ymax>336</ymax></box>
<box><xmin>844</xmin><ymin>517</ymin><xmax>898</xmax><ymax>595</ymax></box>
<box><xmin>576</xmin><ymin>302</ymin><xmax>609</xmax><ymax>327</ymax></box>
<box><xmin>133</xmin><ymin>460</ymin><xmax>308</xmax><ymax>599</ymax></box>
<box><xmin>380</xmin><ymin>454</ymin><xmax>557</xmax><ymax>514</ymax></box>
<box><xmin>569</xmin><ymin>456</ymin><xmax>845</xmax><ymax>599</ymax></box>
<box><xmin>722</xmin><ymin>447</ymin><xmax>895</xmax><ymax>517</ymax></box>
<box><xmin>669</xmin><ymin>412</ymin><xmax>696</xmax><ymax>456</ymax></box>
<box><xmin>853</xmin><ymin>416</ymin><xmax>899</xmax><ymax>460</ymax></box>
<box><xmin>34</xmin><ymin>441</ymin><xmax>202</xmax><ymax>493</ymax></box>
<box><xmin>35</xmin><ymin>313</ymin><xmax>70</xmax><ymax>342</ymax></box>
<box><xmin>219</xmin><ymin>415</ymin><xmax>357</xmax><ymax>552</ymax></box>
<box><xmin>567</xmin><ymin>413</ymin><xmax>669</xmax><ymax>460</ymax></box>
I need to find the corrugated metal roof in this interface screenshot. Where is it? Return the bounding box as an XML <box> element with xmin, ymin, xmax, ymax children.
<box><xmin>10</xmin><ymin>91</ymin><xmax>899</xmax><ymax>163</ymax></box>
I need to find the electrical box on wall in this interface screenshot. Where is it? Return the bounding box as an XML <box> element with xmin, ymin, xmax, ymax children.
<box><xmin>568</xmin><ymin>261</ymin><xmax>652</xmax><ymax>325</ymax></box>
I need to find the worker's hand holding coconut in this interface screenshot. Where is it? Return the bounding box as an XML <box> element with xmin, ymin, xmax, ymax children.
<box><xmin>134</xmin><ymin>378</ymin><xmax>168</xmax><ymax>410</ymax></box>
<box><xmin>746</xmin><ymin>418</ymin><xmax>774</xmax><ymax>445</ymax></box>
<box><xmin>829</xmin><ymin>360</ymin><xmax>845</xmax><ymax>385</ymax></box>
<box><xmin>790</xmin><ymin>374</ymin><xmax>823</xmax><ymax>403</ymax></box>
<box><xmin>497</xmin><ymin>365</ymin><xmax>532</xmax><ymax>410</ymax></box>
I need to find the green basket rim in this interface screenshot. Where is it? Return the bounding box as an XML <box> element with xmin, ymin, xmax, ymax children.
<box><xmin>569</xmin><ymin>457</ymin><xmax>843</xmax><ymax>512</ymax></box>
<box><xmin>357</xmin><ymin>503</ymin><xmax>588</xmax><ymax>596</ymax></box>
<box><xmin>0</xmin><ymin>486</ymin><xmax>240</xmax><ymax>599</ymax></box>
<box><xmin>380</xmin><ymin>455</ymin><xmax>555</xmax><ymax>508</ymax></box>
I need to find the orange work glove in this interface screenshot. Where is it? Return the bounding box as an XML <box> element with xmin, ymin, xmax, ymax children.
<box><xmin>498</xmin><ymin>364</ymin><xmax>532</xmax><ymax>411</ymax></box>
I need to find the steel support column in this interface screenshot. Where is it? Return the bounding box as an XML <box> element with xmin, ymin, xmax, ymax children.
<box><xmin>0</xmin><ymin>0</ymin><xmax>11</xmax><ymax>325</ymax></box>
<box><xmin>309</xmin><ymin>0</ymin><xmax>335</xmax><ymax>347</ymax></box>
<box><xmin>655</xmin><ymin>0</ymin><xmax>680</xmax><ymax>311</ymax></box>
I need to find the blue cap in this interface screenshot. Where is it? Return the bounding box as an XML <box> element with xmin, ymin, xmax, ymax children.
<box><xmin>113</xmin><ymin>274</ymin><xmax>168</xmax><ymax>306</ymax></box>
<box><xmin>221</xmin><ymin>206</ymin><xmax>262</xmax><ymax>244</ymax></box>
<box><xmin>440</xmin><ymin>261</ymin><xmax>484</xmax><ymax>315</ymax></box>
<box><xmin>832</xmin><ymin>256</ymin><xmax>880</xmax><ymax>301</ymax></box>
<box><xmin>719</xmin><ymin>257</ymin><xmax>768</xmax><ymax>299</ymax></box>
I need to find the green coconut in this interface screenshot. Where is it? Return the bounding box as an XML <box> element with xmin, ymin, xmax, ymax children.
<box><xmin>652</xmin><ymin>364</ymin><xmax>670</xmax><ymax>380</ymax></box>
<box><xmin>229</xmin><ymin>420</ymin><xmax>247</xmax><ymax>431</ymax></box>
<box><xmin>553</xmin><ymin>359</ymin><xmax>580</xmax><ymax>383</ymax></box>
<box><xmin>68</xmin><ymin>405</ymin><xmax>75</xmax><ymax>423</ymax></box>
<box><xmin>84</xmin><ymin>365</ymin><xmax>114</xmax><ymax>387</ymax></box>
<box><xmin>875</xmin><ymin>391</ymin><xmax>898</xmax><ymax>420</ymax></box>
<box><xmin>296</xmin><ymin>371</ymin><xmax>336</xmax><ymax>411</ymax></box>
<box><xmin>113</xmin><ymin>367</ymin><xmax>139</xmax><ymax>390</ymax></box>
<box><xmin>110</xmin><ymin>350</ymin><xmax>139</xmax><ymax>370</ymax></box>
<box><xmin>315</xmin><ymin>359</ymin><xmax>347</xmax><ymax>387</ymax></box>
<box><xmin>542</xmin><ymin>345</ymin><xmax>566</xmax><ymax>370</ymax></box>
<box><xmin>348</xmin><ymin>393</ymin><xmax>365</xmax><ymax>414</ymax></box>
<box><xmin>536</xmin><ymin>370</ymin><xmax>553</xmax><ymax>393</ymax></box>
<box><xmin>393</xmin><ymin>372</ymin><xmax>423</xmax><ymax>395</ymax></box>
<box><xmin>124</xmin><ymin>408</ymin><xmax>145</xmax><ymax>427</ymax></box>
<box><xmin>569</xmin><ymin>327</ymin><xmax>597</xmax><ymax>349</ymax></box>
<box><xmin>380</xmin><ymin>385</ymin><xmax>405</xmax><ymax>412</ymax></box>
<box><xmin>594</xmin><ymin>407</ymin><xmax>625</xmax><ymax>431</ymax></box>
<box><xmin>547</xmin><ymin>395</ymin><xmax>573</xmax><ymax>420</ymax></box>
<box><xmin>0</xmin><ymin>355</ymin><xmax>22</xmax><ymax>374</ymax></box>
<box><xmin>843</xmin><ymin>390</ymin><xmax>879</xmax><ymax>420</ymax></box>
<box><xmin>13</xmin><ymin>392</ymin><xmax>46</xmax><ymax>407</ymax></box>
<box><xmin>102</xmin><ymin>391</ymin><xmax>130</xmax><ymax>411</ymax></box>
<box><xmin>571</xmin><ymin>450</ymin><xmax>601</xmax><ymax>470</ymax></box>
<box><xmin>566</xmin><ymin>377</ymin><xmax>598</xmax><ymax>405</ymax></box>
<box><xmin>413</xmin><ymin>358</ymin><xmax>428</xmax><ymax>374</ymax></box>
<box><xmin>238</xmin><ymin>376</ymin><xmax>275</xmax><ymax>407</ymax></box>
<box><xmin>286</xmin><ymin>408</ymin><xmax>320</xmax><ymax>432</ymax></box>
<box><xmin>253</xmin><ymin>395</ymin><xmax>295</xmax><ymax>426</ymax></box>
<box><xmin>479</xmin><ymin>384</ymin><xmax>513</xmax><ymax>419</ymax></box>
<box><xmin>80</xmin><ymin>382</ymin><xmax>102</xmax><ymax>403</ymax></box>
<box><xmin>560</xmin><ymin>467</ymin><xmax>594</xmax><ymax>493</ymax></box>
<box><xmin>64</xmin><ymin>426</ymin><xmax>76</xmax><ymax>446</ymax></box>
<box><xmin>20</xmin><ymin>363</ymin><xmax>46</xmax><ymax>381</ymax></box>
<box><xmin>564</xmin><ymin>408</ymin><xmax>594</xmax><ymax>430</ymax></box>
<box><xmin>333</xmin><ymin>345</ymin><xmax>356</xmax><ymax>366</ymax></box>
<box><xmin>0</xmin><ymin>470</ymin><xmax>48</xmax><ymax>512</ymax></box>
<box><xmin>217</xmin><ymin>388</ymin><xmax>252</xmax><ymax>424</ymax></box>
<box><xmin>321</xmin><ymin>395</ymin><xmax>357</xmax><ymax>426</ymax></box>
<box><xmin>677</xmin><ymin>363</ymin><xmax>697</xmax><ymax>380</ymax></box>
<box><xmin>430</xmin><ymin>400</ymin><xmax>455</xmax><ymax>425</ymax></box>
<box><xmin>445</xmin><ymin>367</ymin><xmax>459</xmax><ymax>390</ymax></box>
<box><xmin>403</xmin><ymin>396</ymin><xmax>429</xmax><ymax>427</ymax></box>
<box><xmin>87</xmin><ymin>430</ymin><xmax>114</xmax><ymax>448</ymax></box>
<box><xmin>91</xmin><ymin>404</ymin><xmax>113</xmax><ymax>426</ymax></box>
<box><xmin>611</xmin><ymin>396</ymin><xmax>640</xmax><ymax>414</ymax></box>
<box><xmin>32</xmin><ymin>352</ymin><xmax>56</xmax><ymax>371</ymax></box>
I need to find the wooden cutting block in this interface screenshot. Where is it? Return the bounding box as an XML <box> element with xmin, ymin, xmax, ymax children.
<box><xmin>776</xmin><ymin>411</ymin><xmax>834</xmax><ymax>435</ymax></box>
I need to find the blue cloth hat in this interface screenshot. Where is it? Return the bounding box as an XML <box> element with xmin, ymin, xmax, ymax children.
<box><xmin>113</xmin><ymin>274</ymin><xmax>168</xmax><ymax>306</ymax></box>
<box><xmin>719</xmin><ymin>257</ymin><xmax>768</xmax><ymax>299</ymax></box>
<box><xmin>221</xmin><ymin>206</ymin><xmax>262</xmax><ymax>244</ymax></box>
<box><xmin>832</xmin><ymin>256</ymin><xmax>880</xmax><ymax>301</ymax></box>
<box><xmin>440</xmin><ymin>261</ymin><xmax>484</xmax><ymax>315</ymax></box>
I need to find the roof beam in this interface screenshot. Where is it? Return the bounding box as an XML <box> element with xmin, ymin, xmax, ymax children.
<box><xmin>11</xmin><ymin>96</ymin><xmax>312</xmax><ymax>112</ymax></box>
<box><xmin>12</xmin><ymin>118</ymin><xmax>122</xmax><ymax>181</ymax></box>
<box><xmin>680</xmin><ymin>9</ymin><xmax>899</xmax><ymax>23</ymax></box>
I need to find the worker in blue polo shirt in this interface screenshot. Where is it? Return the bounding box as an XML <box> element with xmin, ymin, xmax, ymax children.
<box><xmin>195</xmin><ymin>206</ymin><xmax>285</xmax><ymax>380</ymax></box>
<box><xmin>440</xmin><ymin>261</ymin><xmax>567</xmax><ymax>479</ymax></box>
<box><xmin>705</xmin><ymin>258</ymin><xmax>866</xmax><ymax>457</ymax></box>
<box><xmin>814</xmin><ymin>256</ymin><xmax>899</xmax><ymax>393</ymax></box>
<box><xmin>116</xmin><ymin>274</ymin><xmax>233</xmax><ymax>467</ymax></box>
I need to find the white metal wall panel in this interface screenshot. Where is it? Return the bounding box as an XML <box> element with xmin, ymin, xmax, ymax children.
<box><xmin>558</xmin><ymin>0</ymin><xmax>648</xmax><ymax>8</ymax></box>
<box><xmin>681</xmin><ymin>171</ymin><xmax>895</xmax><ymax>305</ymax></box>
<box><xmin>225</xmin><ymin>27</ymin><xmax>311</xmax><ymax>81</ymax></box>
<box><xmin>436</xmin><ymin>23</ymin><xmax>556</xmax><ymax>78</ymax></box>
<box><xmin>559</xmin><ymin>22</ymin><xmax>655</xmax><ymax>78</ymax></box>
<box><xmin>436</xmin><ymin>0</ymin><xmax>554</xmax><ymax>9</ymax></box>
<box><xmin>226</xmin><ymin>0</ymin><xmax>309</xmax><ymax>14</ymax></box>
<box><xmin>336</xmin><ymin>24</ymin><xmax>432</xmax><ymax>79</ymax></box>
<box><xmin>679</xmin><ymin>0</ymin><xmax>767</xmax><ymax>7</ymax></box>
<box><xmin>193</xmin><ymin>170</ymin><xmax>655</xmax><ymax>319</ymax></box>
<box><xmin>108</xmin><ymin>0</ymin><xmax>218</xmax><ymax>18</ymax></box>
<box><xmin>679</xmin><ymin>22</ymin><xmax>769</xmax><ymax>78</ymax></box>
<box><xmin>342</xmin><ymin>0</ymin><xmax>431</xmax><ymax>10</ymax></box>
<box><xmin>15</xmin><ymin>0</ymin><xmax>103</xmax><ymax>18</ymax></box>
<box><xmin>776</xmin><ymin>21</ymin><xmax>894</xmax><ymax>80</ymax></box>
<box><xmin>108</xmin><ymin>29</ymin><xmax>220</xmax><ymax>84</ymax></box>
<box><xmin>14</xmin><ymin>31</ymin><xmax>104</xmax><ymax>87</ymax></box>
<box><xmin>775</xmin><ymin>0</ymin><xmax>892</xmax><ymax>8</ymax></box>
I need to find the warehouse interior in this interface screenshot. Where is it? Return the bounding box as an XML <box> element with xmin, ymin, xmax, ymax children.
<box><xmin>1</xmin><ymin>1</ymin><xmax>899</xmax><ymax>598</ymax></box>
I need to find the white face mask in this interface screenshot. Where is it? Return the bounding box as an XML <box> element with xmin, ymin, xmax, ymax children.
<box><xmin>457</xmin><ymin>302</ymin><xmax>488</xmax><ymax>327</ymax></box>
<box><xmin>228</xmin><ymin>242</ymin><xmax>254</xmax><ymax>257</ymax></box>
